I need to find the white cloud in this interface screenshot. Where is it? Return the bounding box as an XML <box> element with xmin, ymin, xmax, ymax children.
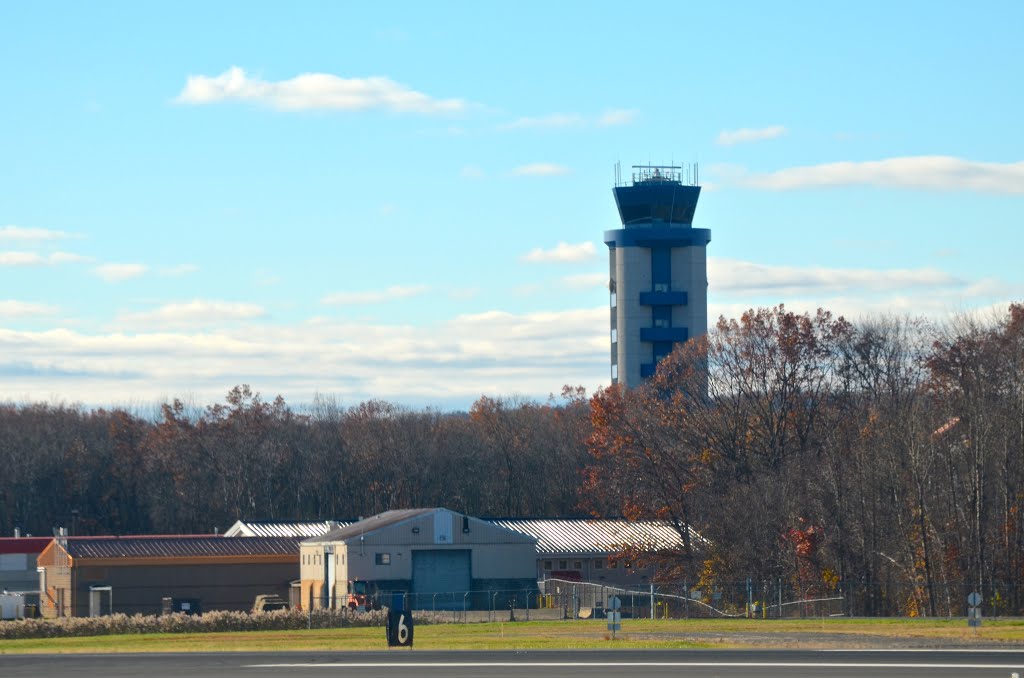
<box><xmin>175</xmin><ymin>66</ymin><xmax>465</xmax><ymax>114</ymax></box>
<box><xmin>0</xmin><ymin>251</ymin><xmax>43</xmax><ymax>266</ymax></box>
<box><xmin>562</xmin><ymin>273</ymin><xmax>607</xmax><ymax>289</ymax></box>
<box><xmin>521</xmin><ymin>241</ymin><xmax>597</xmax><ymax>263</ymax></box>
<box><xmin>597</xmin><ymin>109</ymin><xmax>638</xmax><ymax>126</ymax></box>
<box><xmin>736</xmin><ymin>156</ymin><xmax>1024</xmax><ymax>193</ymax></box>
<box><xmin>0</xmin><ymin>251</ymin><xmax>86</xmax><ymax>266</ymax></box>
<box><xmin>709</xmin><ymin>257</ymin><xmax>962</xmax><ymax>295</ymax></box>
<box><xmin>498</xmin><ymin>113</ymin><xmax>585</xmax><ymax>130</ymax></box>
<box><xmin>117</xmin><ymin>300</ymin><xmax>265</xmax><ymax>328</ymax></box>
<box><xmin>2</xmin><ymin>279</ymin><xmax>1020</xmax><ymax>408</ymax></box>
<box><xmin>94</xmin><ymin>263</ymin><xmax>147</xmax><ymax>282</ymax></box>
<box><xmin>0</xmin><ymin>306</ymin><xmax>610</xmax><ymax>407</ymax></box>
<box><xmin>705</xmin><ymin>258</ymin><xmax>1024</xmax><ymax>324</ymax></box>
<box><xmin>321</xmin><ymin>285</ymin><xmax>428</xmax><ymax>306</ymax></box>
<box><xmin>511</xmin><ymin>163</ymin><xmax>571</xmax><ymax>177</ymax></box>
<box><xmin>0</xmin><ymin>300</ymin><xmax>58</xmax><ymax>317</ymax></box>
<box><xmin>49</xmin><ymin>252</ymin><xmax>89</xmax><ymax>264</ymax></box>
<box><xmin>0</xmin><ymin>225</ymin><xmax>76</xmax><ymax>241</ymax></box>
<box><xmin>716</xmin><ymin>125</ymin><xmax>787</xmax><ymax>146</ymax></box>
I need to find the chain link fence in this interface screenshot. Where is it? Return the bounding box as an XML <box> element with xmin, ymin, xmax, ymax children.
<box><xmin>361</xmin><ymin>578</ymin><xmax>1021</xmax><ymax>621</ymax></box>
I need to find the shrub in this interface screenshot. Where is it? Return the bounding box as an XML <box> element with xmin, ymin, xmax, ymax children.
<box><xmin>0</xmin><ymin>607</ymin><xmax>399</xmax><ymax>640</ymax></box>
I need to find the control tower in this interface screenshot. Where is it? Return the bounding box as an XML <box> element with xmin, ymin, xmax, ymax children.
<box><xmin>604</xmin><ymin>163</ymin><xmax>711</xmax><ymax>387</ymax></box>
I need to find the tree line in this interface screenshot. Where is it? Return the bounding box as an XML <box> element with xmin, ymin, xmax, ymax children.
<box><xmin>0</xmin><ymin>387</ymin><xmax>590</xmax><ymax>537</ymax></box>
<box><xmin>585</xmin><ymin>304</ymin><xmax>1024</xmax><ymax>615</ymax></box>
<box><xmin>2</xmin><ymin>303</ymin><xmax>1022</xmax><ymax>615</ymax></box>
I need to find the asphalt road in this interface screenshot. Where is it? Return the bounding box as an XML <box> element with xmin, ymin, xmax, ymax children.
<box><xmin>2</xmin><ymin>650</ymin><xmax>1023</xmax><ymax>678</ymax></box>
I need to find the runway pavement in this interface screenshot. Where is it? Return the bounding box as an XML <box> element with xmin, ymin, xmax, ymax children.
<box><xmin>2</xmin><ymin>649</ymin><xmax>1023</xmax><ymax>677</ymax></box>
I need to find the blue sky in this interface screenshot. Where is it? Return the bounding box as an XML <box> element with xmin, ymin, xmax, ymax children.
<box><xmin>2</xmin><ymin>1</ymin><xmax>1022</xmax><ymax>409</ymax></box>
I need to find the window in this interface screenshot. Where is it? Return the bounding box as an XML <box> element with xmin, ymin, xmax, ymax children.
<box><xmin>653</xmin><ymin>306</ymin><xmax>671</xmax><ymax>328</ymax></box>
<box><xmin>610</xmin><ymin>291</ymin><xmax>617</xmax><ymax>308</ymax></box>
<box><xmin>559</xmin><ymin>560</ymin><xmax>567</xmax><ymax>569</ymax></box>
<box><xmin>611</xmin><ymin>328</ymin><xmax>617</xmax><ymax>343</ymax></box>
<box><xmin>595</xmin><ymin>559</ymin><xmax>604</xmax><ymax>570</ymax></box>
<box><xmin>543</xmin><ymin>560</ymin><xmax>552</xmax><ymax>570</ymax></box>
<box><xmin>375</xmin><ymin>553</ymin><xmax>391</xmax><ymax>565</ymax></box>
<box><xmin>653</xmin><ymin>282</ymin><xmax>669</xmax><ymax>293</ymax></box>
<box><xmin>611</xmin><ymin>364</ymin><xmax>618</xmax><ymax>380</ymax></box>
<box><xmin>573</xmin><ymin>561</ymin><xmax>582</xmax><ymax>570</ymax></box>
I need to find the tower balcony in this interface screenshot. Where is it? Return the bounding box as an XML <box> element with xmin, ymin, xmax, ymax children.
<box><xmin>639</xmin><ymin>290</ymin><xmax>687</xmax><ymax>306</ymax></box>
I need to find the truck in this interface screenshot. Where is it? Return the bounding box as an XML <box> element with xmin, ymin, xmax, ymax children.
<box><xmin>344</xmin><ymin>580</ymin><xmax>381</xmax><ymax>611</ymax></box>
<box><xmin>252</xmin><ymin>594</ymin><xmax>289</xmax><ymax>613</ymax></box>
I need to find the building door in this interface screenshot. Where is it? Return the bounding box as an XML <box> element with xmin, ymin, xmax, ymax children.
<box><xmin>88</xmin><ymin>586</ymin><xmax>112</xmax><ymax>617</ymax></box>
<box><xmin>411</xmin><ymin>550</ymin><xmax>470</xmax><ymax>610</ymax></box>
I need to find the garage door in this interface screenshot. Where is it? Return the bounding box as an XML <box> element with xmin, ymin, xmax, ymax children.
<box><xmin>412</xmin><ymin>550</ymin><xmax>470</xmax><ymax>609</ymax></box>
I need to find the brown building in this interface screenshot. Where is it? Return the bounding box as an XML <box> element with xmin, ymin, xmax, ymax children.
<box><xmin>36</xmin><ymin>535</ymin><xmax>299</xmax><ymax>617</ymax></box>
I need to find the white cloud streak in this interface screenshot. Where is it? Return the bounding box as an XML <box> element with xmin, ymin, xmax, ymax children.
<box><xmin>521</xmin><ymin>242</ymin><xmax>597</xmax><ymax>263</ymax></box>
<box><xmin>597</xmin><ymin>109</ymin><xmax>638</xmax><ymax>126</ymax></box>
<box><xmin>562</xmin><ymin>273</ymin><xmax>607</xmax><ymax>289</ymax></box>
<box><xmin>0</xmin><ymin>306</ymin><xmax>609</xmax><ymax>407</ymax></box>
<box><xmin>1</xmin><ymin>251</ymin><xmax>88</xmax><ymax>266</ymax></box>
<box><xmin>511</xmin><ymin>163</ymin><xmax>571</xmax><ymax>177</ymax></box>
<box><xmin>0</xmin><ymin>300</ymin><xmax>58</xmax><ymax>317</ymax></box>
<box><xmin>175</xmin><ymin>66</ymin><xmax>465</xmax><ymax>114</ymax></box>
<box><xmin>94</xmin><ymin>263</ymin><xmax>147</xmax><ymax>282</ymax></box>
<box><xmin>117</xmin><ymin>300</ymin><xmax>265</xmax><ymax>329</ymax></box>
<box><xmin>709</xmin><ymin>258</ymin><xmax>962</xmax><ymax>295</ymax></box>
<box><xmin>0</xmin><ymin>225</ymin><xmax>76</xmax><ymax>241</ymax></box>
<box><xmin>737</xmin><ymin>156</ymin><xmax>1024</xmax><ymax>193</ymax></box>
<box><xmin>716</xmin><ymin>125</ymin><xmax>787</xmax><ymax>146</ymax></box>
<box><xmin>321</xmin><ymin>285</ymin><xmax>428</xmax><ymax>306</ymax></box>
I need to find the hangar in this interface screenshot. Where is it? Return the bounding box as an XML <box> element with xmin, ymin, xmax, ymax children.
<box><xmin>232</xmin><ymin>516</ymin><xmax>694</xmax><ymax>590</ymax></box>
<box><xmin>36</xmin><ymin>534</ymin><xmax>299</xmax><ymax>617</ymax></box>
<box><xmin>299</xmin><ymin>508</ymin><xmax>537</xmax><ymax>611</ymax></box>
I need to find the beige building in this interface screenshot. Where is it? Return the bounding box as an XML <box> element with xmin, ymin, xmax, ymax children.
<box><xmin>299</xmin><ymin>508</ymin><xmax>537</xmax><ymax>611</ymax></box>
<box><xmin>232</xmin><ymin>516</ymin><xmax>696</xmax><ymax>593</ymax></box>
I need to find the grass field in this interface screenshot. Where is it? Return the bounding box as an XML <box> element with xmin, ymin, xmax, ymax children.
<box><xmin>2</xmin><ymin>617</ymin><xmax>1023</xmax><ymax>654</ymax></box>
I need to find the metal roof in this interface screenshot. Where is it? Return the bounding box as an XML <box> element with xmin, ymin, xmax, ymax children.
<box><xmin>224</xmin><ymin>521</ymin><xmax>350</xmax><ymax>538</ymax></box>
<box><xmin>490</xmin><ymin>519</ymin><xmax>692</xmax><ymax>555</ymax></box>
<box><xmin>226</xmin><ymin>516</ymin><xmax>698</xmax><ymax>556</ymax></box>
<box><xmin>0</xmin><ymin>537</ymin><xmax>51</xmax><ymax>555</ymax></box>
<box><xmin>62</xmin><ymin>536</ymin><xmax>301</xmax><ymax>560</ymax></box>
<box><xmin>304</xmin><ymin>509</ymin><xmax>436</xmax><ymax>544</ymax></box>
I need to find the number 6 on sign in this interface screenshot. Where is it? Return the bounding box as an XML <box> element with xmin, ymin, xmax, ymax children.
<box><xmin>387</xmin><ymin>606</ymin><xmax>414</xmax><ymax>647</ymax></box>
<box><xmin>397</xmin><ymin>614</ymin><xmax>409</xmax><ymax>644</ymax></box>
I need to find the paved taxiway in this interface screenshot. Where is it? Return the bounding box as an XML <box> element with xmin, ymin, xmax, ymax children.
<box><xmin>2</xmin><ymin>650</ymin><xmax>1022</xmax><ymax>677</ymax></box>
